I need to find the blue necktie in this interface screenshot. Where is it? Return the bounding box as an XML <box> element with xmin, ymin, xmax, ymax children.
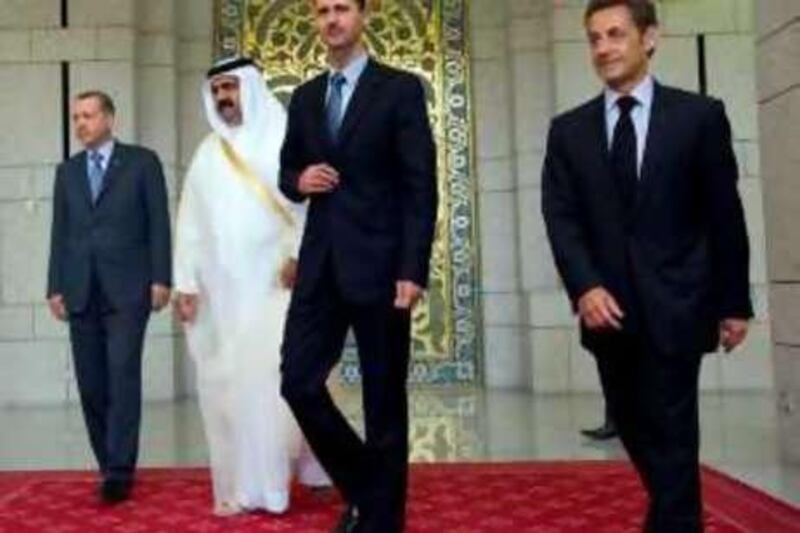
<box><xmin>326</xmin><ymin>72</ymin><xmax>347</xmax><ymax>142</ymax></box>
<box><xmin>88</xmin><ymin>151</ymin><xmax>105</xmax><ymax>203</ymax></box>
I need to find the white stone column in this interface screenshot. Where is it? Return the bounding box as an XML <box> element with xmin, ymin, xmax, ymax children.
<box><xmin>0</xmin><ymin>1</ymin><xmax>76</xmax><ymax>405</ymax></box>
<box><xmin>134</xmin><ymin>0</ymin><xmax>182</xmax><ymax>401</ymax></box>
<box><xmin>0</xmin><ymin>0</ymin><xmax>200</xmax><ymax>405</ymax></box>
<box><xmin>660</xmin><ymin>0</ymin><xmax>772</xmax><ymax>393</ymax></box>
<box><xmin>756</xmin><ymin>1</ymin><xmax>800</xmax><ymax>463</ymax></box>
<box><xmin>470</xmin><ymin>0</ymin><xmax>526</xmax><ymax>388</ymax></box>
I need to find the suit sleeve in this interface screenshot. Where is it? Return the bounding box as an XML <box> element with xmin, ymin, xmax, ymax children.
<box><xmin>279</xmin><ymin>90</ymin><xmax>307</xmax><ymax>203</ymax></box>
<box><xmin>46</xmin><ymin>165</ymin><xmax>67</xmax><ymax>298</ymax></box>
<box><xmin>396</xmin><ymin>75</ymin><xmax>437</xmax><ymax>287</ymax></box>
<box><xmin>700</xmin><ymin>100</ymin><xmax>753</xmax><ymax>319</ymax></box>
<box><xmin>541</xmin><ymin>119</ymin><xmax>603</xmax><ymax>309</ymax></box>
<box><xmin>143</xmin><ymin>151</ymin><xmax>172</xmax><ymax>287</ymax></box>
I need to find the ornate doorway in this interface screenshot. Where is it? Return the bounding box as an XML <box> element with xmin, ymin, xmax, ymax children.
<box><xmin>214</xmin><ymin>0</ymin><xmax>480</xmax><ymax>385</ymax></box>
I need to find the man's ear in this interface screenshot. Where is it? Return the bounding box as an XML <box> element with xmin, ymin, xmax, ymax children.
<box><xmin>643</xmin><ymin>26</ymin><xmax>659</xmax><ymax>56</ymax></box>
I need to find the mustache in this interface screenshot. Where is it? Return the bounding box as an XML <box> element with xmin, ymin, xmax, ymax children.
<box><xmin>216</xmin><ymin>99</ymin><xmax>235</xmax><ymax>111</ymax></box>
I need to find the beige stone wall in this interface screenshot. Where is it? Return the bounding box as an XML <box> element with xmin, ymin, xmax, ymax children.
<box><xmin>0</xmin><ymin>0</ymin><xmax>774</xmax><ymax>404</ymax></box>
<box><xmin>756</xmin><ymin>1</ymin><xmax>800</xmax><ymax>462</ymax></box>
<box><xmin>472</xmin><ymin>0</ymin><xmax>542</xmax><ymax>388</ymax></box>
<box><xmin>0</xmin><ymin>0</ymin><xmax>214</xmax><ymax>405</ymax></box>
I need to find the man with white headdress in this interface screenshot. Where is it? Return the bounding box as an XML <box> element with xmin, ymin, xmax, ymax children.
<box><xmin>173</xmin><ymin>57</ymin><xmax>330</xmax><ymax>517</ymax></box>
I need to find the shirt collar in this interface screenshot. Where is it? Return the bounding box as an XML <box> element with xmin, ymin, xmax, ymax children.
<box><xmin>604</xmin><ymin>74</ymin><xmax>654</xmax><ymax>113</ymax></box>
<box><xmin>329</xmin><ymin>51</ymin><xmax>369</xmax><ymax>87</ymax></box>
<box><xmin>89</xmin><ymin>138</ymin><xmax>115</xmax><ymax>163</ymax></box>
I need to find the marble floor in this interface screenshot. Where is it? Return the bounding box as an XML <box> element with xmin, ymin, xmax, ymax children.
<box><xmin>1</xmin><ymin>389</ymin><xmax>798</xmax><ymax>507</ymax></box>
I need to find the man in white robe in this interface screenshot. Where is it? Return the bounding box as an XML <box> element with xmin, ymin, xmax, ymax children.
<box><xmin>173</xmin><ymin>57</ymin><xmax>329</xmax><ymax>516</ymax></box>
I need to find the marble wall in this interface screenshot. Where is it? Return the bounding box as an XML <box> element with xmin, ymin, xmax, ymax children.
<box><xmin>755</xmin><ymin>0</ymin><xmax>800</xmax><ymax>463</ymax></box>
<box><xmin>0</xmin><ymin>0</ymin><xmax>214</xmax><ymax>405</ymax></box>
<box><xmin>0</xmin><ymin>0</ymin><xmax>774</xmax><ymax>405</ymax></box>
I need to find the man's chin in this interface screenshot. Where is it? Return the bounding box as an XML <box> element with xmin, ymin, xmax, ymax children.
<box><xmin>326</xmin><ymin>38</ymin><xmax>354</xmax><ymax>52</ymax></box>
<box><xmin>219</xmin><ymin>112</ymin><xmax>240</xmax><ymax>126</ymax></box>
<box><xmin>600</xmin><ymin>71</ymin><xmax>627</xmax><ymax>88</ymax></box>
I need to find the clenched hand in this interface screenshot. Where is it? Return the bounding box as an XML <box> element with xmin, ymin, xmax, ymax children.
<box><xmin>151</xmin><ymin>284</ymin><xmax>171</xmax><ymax>312</ymax></box>
<box><xmin>394</xmin><ymin>281</ymin><xmax>423</xmax><ymax>310</ymax></box>
<box><xmin>719</xmin><ymin>318</ymin><xmax>748</xmax><ymax>353</ymax></box>
<box><xmin>174</xmin><ymin>292</ymin><xmax>198</xmax><ymax>324</ymax></box>
<box><xmin>48</xmin><ymin>294</ymin><xmax>67</xmax><ymax>321</ymax></box>
<box><xmin>280</xmin><ymin>258</ymin><xmax>298</xmax><ymax>289</ymax></box>
<box><xmin>577</xmin><ymin>287</ymin><xmax>624</xmax><ymax>331</ymax></box>
<box><xmin>298</xmin><ymin>163</ymin><xmax>339</xmax><ymax>195</ymax></box>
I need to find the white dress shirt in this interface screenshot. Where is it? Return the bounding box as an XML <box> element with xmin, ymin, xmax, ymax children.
<box><xmin>326</xmin><ymin>51</ymin><xmax>370</xmax><ymax>117</ymax></box>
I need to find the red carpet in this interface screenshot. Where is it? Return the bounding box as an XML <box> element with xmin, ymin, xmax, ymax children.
<box><xmin>0</xmin><ymin>462</ymin><xmax>798</xmax><ymax>532</ymax></box>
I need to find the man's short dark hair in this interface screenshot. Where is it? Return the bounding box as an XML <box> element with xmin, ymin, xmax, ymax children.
<box><xmin>76</xmin><ymin>90</ymin><xmax>116</xmax><ymax>116</ymax></box>
<box><xmin>584</xmin><ymin>0</ymin><xmax>658</xmax><ymax>33</ymax></box>
<box><xmin>310</xmin><ymin>0</ymin><xmax>367</xmax><ymax>11</ymax></box>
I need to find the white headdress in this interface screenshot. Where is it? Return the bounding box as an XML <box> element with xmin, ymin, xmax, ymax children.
<box><xmin>202</xmin><ymin>57</ymin><xmax>287</xmax><ymax>181</ymax></box>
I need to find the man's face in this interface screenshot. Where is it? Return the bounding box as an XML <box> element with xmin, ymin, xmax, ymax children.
<box><xmin>312</xmin><ymin>0</ymin><xmax>365</xmax><ymax>53</ymax></box>
<box><xmin>210</xmin><ymin>75</ymin><xmax>243</xmax><ymax>126</ymax></box>
<box><xmin>72</xmin><ymin>97</ymin><xmax>114</xmax><ymax>149</ymax></box>
<box><xmin>586</xmin><ymin>6</ymin><xmax>656</xmax><ymax>91</ymax></box>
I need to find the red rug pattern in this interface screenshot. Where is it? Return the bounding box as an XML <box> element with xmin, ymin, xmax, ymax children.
<box><xmin>0</xmin><ymin>462</ymin><xmax>798</xmax><ymax>532</ymax></box>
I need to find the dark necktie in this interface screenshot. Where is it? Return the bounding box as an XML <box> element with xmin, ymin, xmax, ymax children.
<box><xmin>610</xmin><ymin>95</ymin><xmax>638</xmax><ymax>216</ymax></box>
<box><xmin>326</xmin><ymin>72</ymin><xmax>347</xmax><ymax>143</ymax></box>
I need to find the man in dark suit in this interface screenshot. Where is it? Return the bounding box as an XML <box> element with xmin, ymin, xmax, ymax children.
<box><xmin>47</xmin><ymin>91</ymin><xmax>172</xmax><ymax>504</ymax></box>
<box><xmin>278</xmin><ymin>1</ymin><xmax>437</xmax><ymax>531</ymax></box>
<box><xmin>542</xmin><ymin>1</ymin><xmax>752</xmax><ymax>531</ymax></box>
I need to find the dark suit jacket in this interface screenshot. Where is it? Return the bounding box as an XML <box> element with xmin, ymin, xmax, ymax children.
<box><xmin>542</xmin><ymin>83</ymin><xmax>753</xmax><ymax>355</ymax></box>
<box><xmin>47</xmin><ymin>142</ymin><xmax>172</xmax><ymax>313</ymax></box>
<box><xmin>280</xmin><ymin>59</ymin><xmax>437</xmax><ymax>303</ymax></box>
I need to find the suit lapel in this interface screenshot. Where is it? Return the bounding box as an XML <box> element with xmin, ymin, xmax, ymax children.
<box><xmin>637</xmin><ymin>83</ymin><xmax>668</xmax><ymax>212</ymax></box>
<box><xmin>336</xmin><ymin>60</ymin><xmax>383</xmax><ymax>147</ymax></box>
<box><xmin>95</xmin><ymin>142</ymin><xmax>127</xmax><ymax>206</ymax></box>
<box><xmin>587</xmin><ymin>95</ymin><xmax>617</xmax><ymax>191</ymax></box>
<box><xmin>71</xmin><ymin>151</ymin><xmax>94</xmax><ymax>207</ymax></box>
<box><xmin>309</xmin><ymin>73</ymin><xmax>331</xmax><ymax>151</ymax></box>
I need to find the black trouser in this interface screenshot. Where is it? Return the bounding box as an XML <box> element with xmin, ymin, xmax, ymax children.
<box><xmin>595</xmin><ymin>335</ymin><xmax>704</xmax><ymax>533</ymax></box>
<box><xmin>281</xmin><ymin>261</ymin><xmax>411</xmax><ymax>533</ymax></box>
<box><xmin>68</xmin><ymin>276</ymin><xmax>149</xmax><ymax>484</ymax></box>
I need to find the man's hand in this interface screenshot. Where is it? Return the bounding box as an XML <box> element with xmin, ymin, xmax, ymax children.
<box><xmin>279</xmin><ymin>258</ymin><xmax>298</xmax><ymax>289</ymax></box>
<box><xmin>577</xmin><ymin>287</ymin><xmax>624</xmax><ymax>331</ymax></box>
<box><xmin>394</xmin><ymin>281</ymin><xmax>423</xmax><ymax>310</ymax></box>
<box><xmin>719</xmin><ymin>318</ymin><xmax>749</xmax><ymax>353</ymax></box>
<box><xmin>151</xmin><ymin>284</ymin><xmax>171</xmax><ymax>312</ymax></box>
<box><xmin>174</xmin><ymin>292</ymin><xmax>199</xmax><ymax>324</ymax></box>
<box><xmin>297</xmin><ymin>163</ymin><xmax>339</xmax><ymax>195</ymax></box>
<box><xmin>48</xmin><ymin>294</ymin><xmax>67</xmax><ymax>321</ymax></box>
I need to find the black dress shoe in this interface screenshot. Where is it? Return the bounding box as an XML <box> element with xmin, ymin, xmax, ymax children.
<box><xmin>332</xmin><ymin>505</ymin><xmax>358</xmax><ymax>533</ymax></box>
<box><xmin>100</xmin><ymin>479</ymin><xmax>132</xmax><ymax>504</ymax></box>
<box><xmin>580</xmin><ymin>421</ymin><xmax>618</xmax><ymax>441</ymax></box>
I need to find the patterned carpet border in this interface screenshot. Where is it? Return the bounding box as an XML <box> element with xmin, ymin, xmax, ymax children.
<box><xmin>0</xmin><ymin>461</ymin><xmax>797</xmax><ymax>532</ymax></box>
